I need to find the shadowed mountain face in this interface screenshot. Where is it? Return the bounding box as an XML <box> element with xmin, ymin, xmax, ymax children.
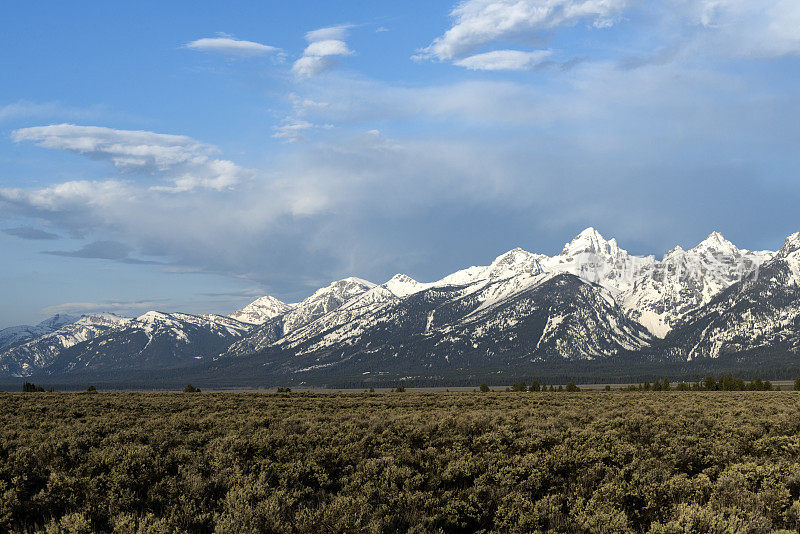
<box><xmin>1</xmin><ymin>229</ymin><xmax>798</xmax><ymax>383</ymax></box>
<box><xmin>229</xmin><ymin>273</ymin><xmax>653</xmax><ymax>381</ymax></box>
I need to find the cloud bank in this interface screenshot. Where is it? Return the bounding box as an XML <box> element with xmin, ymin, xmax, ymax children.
<box><xmin>12</xmin><ymin>124</ymin><xmax>249</xmax><ymax>192</ymax></box>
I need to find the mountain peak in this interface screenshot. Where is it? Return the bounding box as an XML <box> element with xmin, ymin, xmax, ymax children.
<box><xmin>560</xmin><ymin>228</ymin><xmax>624</xmax><ymax>258</ymax></box>
<box><xmin>487</xmin><ymin>248</ymin><xmax>544</xmax><ymax>279</ymax></box>
<box><xmin>304</xmin><ymin>277</ymin><xmax>375</xmax><ymax>304</ymax></box>
<box><xmin>383</xmin><ymin>273</ymin><xmax>426</xmax><ymax>297</ymax></box>
<box><xmin>229</xmin><ymin>295</ymin><xmax>293</xmax><ymax>325</ymax></box>
<box><xmin>387</xmin><ymin>273</ymin><xmax>417</xmax><ymax>283</ymax></box>
<box><xmin>331</xmin><ymin>276</ymin><xmax>375</xmax><ymax>288</ymax></box>
<box><xmin>36</xmin><ymin>314</ymin><xmax>78</xmax><ymax>330</ymax></box>
<box><xmin>779</xmin><ymin>231</ymin><xmax>800</xmax><ymax>257</ymax></box>
<box><xmin>136</xmin><ymin>311</ymin><xmax>170</xmax><ymax>323</ymax></box>
<box><xmin>692</xmin><ymin>231</ymin><xmax>738</xmax><ymax>254</ymax></box>
<box><xmin>490</xmin><ymin>247</ymin><xmax>534</xmax><ymax>264</ymax></box>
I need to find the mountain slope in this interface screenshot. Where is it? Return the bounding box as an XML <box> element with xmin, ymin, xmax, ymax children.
<box><xmin>223</xmin><ymin>277</ymin><xmax>375</xmax><ymax>357</ymax></box>
<box><xmin>224</xmin><ymin>273</ymin><xmax>652</xmax><ymax>382</ymax></box>
<box><xmin>620</xmin><ymin>232</ymin><xmax>773</xmax><ymax>337</ymax></box>
<box><xmin>0</xmin><ymin>314</ymin><xmax>131</xmax><ymax>376</ymax></box>
<box><xmin>46</xmin><ymin>312</ymin><xmax>252</xmax><ymax>374</ymax></box>
<box><xmin>654</xmin><ymin>232</ymin><xmax>800</xmax><ymax>361</ymax></box>
<box><xmin>229</xmin><ymin>296</ymin><xmax>293</xmax><ymax>325</ymax></box>
<box><xmin>0</xmin><ymin>314</ymin><xmax>77</xmax><ymax>352</ymax></box>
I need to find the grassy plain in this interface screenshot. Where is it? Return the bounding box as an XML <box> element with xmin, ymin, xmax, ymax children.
<box><xmin>2</xmin><ymin>391</ymin><xmax>800</xmax><ymax>533</ymax></box>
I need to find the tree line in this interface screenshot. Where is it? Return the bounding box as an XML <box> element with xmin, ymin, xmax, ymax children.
<box><xmin>478</xmin><ymin>375</ymin><xmax>800</xmax><ymax>392</ymax></box>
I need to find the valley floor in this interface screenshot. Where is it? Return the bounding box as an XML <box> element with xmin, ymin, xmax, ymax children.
<box><xmin>2</xmin><ymin>392</ymin><xmax>800</xmax><ymax>533</ymax></box>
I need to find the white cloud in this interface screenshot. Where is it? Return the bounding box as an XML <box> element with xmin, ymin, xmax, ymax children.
<box><xmin>305</xmin><ymin>25</ymin><xmax>351</xmax><ymax>42</ymax></box>
<box><xmin>272</xmin><ymin>119</ymin><xmax>314</xmax><ymax>142</ymax></box>
<box><xmin>292</xmin><ymin>56</ymin><xmax>335</xmax><ymax>78</ymax></box>
<box><xmin>185</xmin><ymin>36</ymin><xmax>280</xmax><ymax>56</ymax></box>
<box><xmin>454</xmin><ymin>49</ymin><xmax>552</xmax><ymax>70</ymax></box>
<box><xmin>416</xmin><ymin>0</ymin><xmax>800</xmax><ymax>70</ymax></box>
<box><xmin>0</xmin><ymin>180</ymin><xmax>133</xmax><ymax>211</ymax></box>
<box><xmin>304</xmin><ymin>39</ymin><xmax>353</xmax><ymax>57</ymax></box>
<box><xmin>11</xmin><ymin>124</ymin><xmax>248</xmax><ymax>192</ymax></box>
<box><xmin>419</xmin><ymin>0</ymin><xmax>626</xmax><ymax>61</ymax></box>
<box><xmin>293</xmin><ymin>26</ymin><xmax>355</xmax><ymax>78</ymax></box>
<box><xmin>690</xmin><ymin>0</ymin><xmax>800</xmax><ymax>57</ymax></box>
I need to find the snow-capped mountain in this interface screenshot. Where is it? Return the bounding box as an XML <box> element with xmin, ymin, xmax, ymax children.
<box><xmin>653</xmin><ymin>232</ymin><xmax>800</xmax><ymax>361</ymax></box>
<box><xmin>44</xmin><ymin>311</ymin><xmax>253</xmax><ymax>375</ymax></box>
<box><xmin>542</xmin><ymin>227</ymin><xmax>649</xmax><ymax>294</ymax></box>
<box><xmin>619</xmin><ymin>232</ymin><xmax>773</xmax><ymax>337</ymax></box>
<box><xmin>0</xmin><ymin>310</ymin><xmax>254</xmax><ymax>377</ymax></box>
<box><xmin>2</xmin><ymin>227</ymin><xmax>798</xmax><ymax>383</ymax></box>
<box><xmin>214</xmin><ymin>228</ymin><xmax>792</xmax><ymax>381</ymax></box>
<box><xmin>223</xmin><ymin>277</ymin><xmax>376</xmax><ymax>357</ymax></box>
<box><xmin>229</xmin><ymin>296</ymin><xmax>294</xmax><ymax>325</ymax></box>
<box><xmin>217</xmin><ymin>271</ymin><xmax>652</xmax><ymax>382</ymax></box>
<box><xmin>0</xmin><ymin>313</ymin><xmax>131</xmax><ymax>376</ymax></box>
<box><xmin>0</xmin><ymin>314</ymin><xmax>77</xmax><ymax>352</ymax></box>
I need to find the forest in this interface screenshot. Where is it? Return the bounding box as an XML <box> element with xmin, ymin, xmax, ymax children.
<box><xmin>2</xmin><ymin>390</ymin><xmax>800</xmax><ymax>533</ymax></box>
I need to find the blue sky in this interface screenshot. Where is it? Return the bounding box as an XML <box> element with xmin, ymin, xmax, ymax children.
<box><xmin>1</xmin><ymin>0</ymin><xmax>799</xmax><ymax>328</ymax></box>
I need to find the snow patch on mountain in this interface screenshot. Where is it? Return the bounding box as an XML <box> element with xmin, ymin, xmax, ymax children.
<box><xmin>0</xmin><ymin>314</ymin><xmax>78</xmax><ymax>352</ymax></box>
<box><xmin>0</xmin><ymin>313</ymin><xmax>132</xmax><ymax>376</ymax></box>
<box><xmin>229</xmin><ymin>296</ymin><xmax>294</xmax><ymax>324</ymax></box>
<box><xmin>620</xmin><ymin>231</ymin><xmax>774</xmax><ymax>337</ymax></box>
<box><xmin>383</xmin><ymin>274</ymin><xmax>429</xmax><ymax>297</ymax></box>
<box><xmin>282</xmin><ymin>277</ymin><xmax>375</xmax><ymax>334</ymax></box>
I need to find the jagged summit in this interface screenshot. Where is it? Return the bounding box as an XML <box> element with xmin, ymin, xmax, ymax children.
<box><xmin>779</xmin><ymin>231</ymin><xmax>800</xmax><ymax>257</ymax></box>
<box><xmin>486</xmin><ymin>248</ymin><xmax>544</xmax><ymax>279</ymax></box>
<box><xmin>691</xmin><ymin>231</ymin><xmax>739</xmax><ymax>256</ymax></box>
<box><xmin>559</xmin><ymin>227</ymin><xmax>626</xmax><ymax>259</ymax></box>
<box><xmin>281</xmin><ymin>277</ymin><xmax>376</xmax><ymax>334</ymax></box>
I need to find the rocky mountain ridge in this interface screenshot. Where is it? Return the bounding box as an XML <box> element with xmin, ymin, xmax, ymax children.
<box><xmin>1</xmin><ymin>228</ymin><xmax>796</xmax><ymax>382</ymax></box>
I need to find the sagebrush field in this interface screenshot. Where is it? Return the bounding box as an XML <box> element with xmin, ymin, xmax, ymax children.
<box><xmin>3</xmin><ymin>391</ymin><xmax>800</xmax><ymax>533</ymax></box>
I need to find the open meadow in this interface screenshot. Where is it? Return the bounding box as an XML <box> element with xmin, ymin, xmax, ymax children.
<box><xmin>2</xmin><ymin>391</ymin><xmax>800</xmax><ymax>533</ymax></box>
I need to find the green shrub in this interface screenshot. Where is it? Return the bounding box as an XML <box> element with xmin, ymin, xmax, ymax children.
<box><xmin>0</xmin><ymin>389</ymin><xmax>797</xmax><ymax>531</ymax></box>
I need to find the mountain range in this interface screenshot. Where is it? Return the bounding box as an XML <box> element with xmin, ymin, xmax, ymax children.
<box><xmin>2</xmin><ymin>228</ymin><xmax>798</xmax><ymax>387</ymax></box>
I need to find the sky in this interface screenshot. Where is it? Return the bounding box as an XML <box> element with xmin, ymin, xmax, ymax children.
<box><xmin>1</xmin><ymin>0</ymin><xmax>799</xmax><ymax>328</ymax></box>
